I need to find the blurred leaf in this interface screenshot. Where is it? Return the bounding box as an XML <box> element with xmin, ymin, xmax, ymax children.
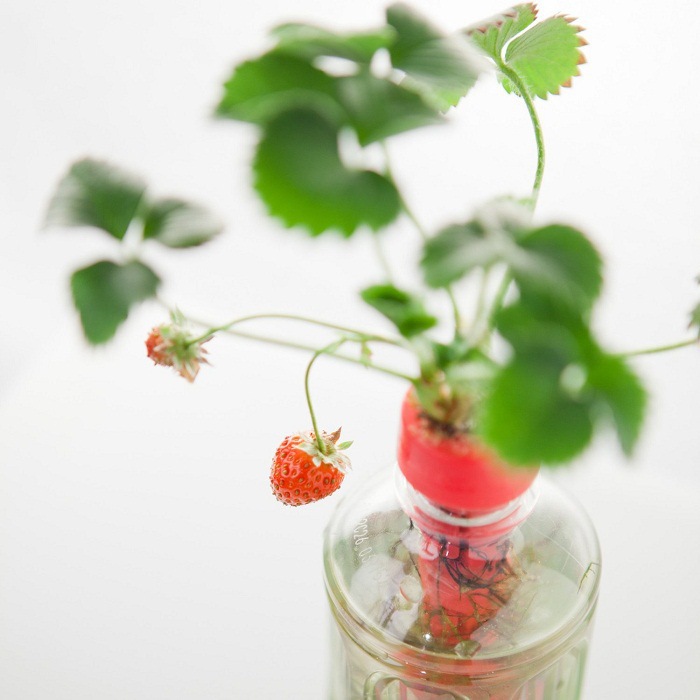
<box><xmin>253</xmin><ymin>109</ymin><xmax>400</xmax><ymax>236</ymax></box>
<box><xmin>479</xmin><ymin>357</ymin><xmax>594</xmax><ymax>465</ymax></box>
<box><xmin>337</xmin><ymin>72</ymin><xmax>443</xmax><ymax>145</ymax></box>
<box><xmin>467</xmin><ymin>4</ymin><xmax>537</xmax><ymax>61</ymax></box>
<box><xmin>486</xmin><ymin>301</ymin><xmax>647</xmax><ymax>462</ymax></box>
<box><xmin>423</xmin><ymin>214</ymin><xmax>602</xmax><ymax>315</ymax></box>
<box><xmin>143</xmin><ymin>198</ymin><xmax>223</xmax><ymax>248</ymax></box>
<box><xmin>360</xmin><ymin>284</ymin><xmax>437</xmax><ymax>337</ymax></box>
<box><xmin>586</xmin><ymin>353</ymin><xmax>647</xmax><ymax>456</ymax></box>
<box><xmin>421</xmin><ymin>222</ymin><xmax>499</xmax><ymax>288</ymax></box>
<box><xmin>386</xmin><ymin>3</ymin><xmax>483</xmax><ymax>109</ymax></box>
<box><xmin>215</xmin><ymin>53</ymin><xmax>343</xmax><ymax>125</ymax></box>
<box><xmin>272</xmin><ymin>22</ymin><xmax>396</xmax><ymax>62</ymax></box>
<box><xmin>45</xmin><ymin>158</ymin><xmax>146</xmax><ymax>240</ymax></box>
<box><xmin>71</xmin><ymin>260</ymin><xmax>160</xmax><ymax>344</ymax></box>
<box><xmin>495</xmin><ymin>301</ymin><xmax>584</xmax><ymax>365</ymax></box>
<box><xmin>511</xmin><ymin>224</ymin><xmax>603</xmax><ymax>313</ymax></box>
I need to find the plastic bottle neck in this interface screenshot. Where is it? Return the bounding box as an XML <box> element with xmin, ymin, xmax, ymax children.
<box><xmin>395</xmin><ymin>466</ymin><xmax>539</xmax><ymax>542</ymax></box>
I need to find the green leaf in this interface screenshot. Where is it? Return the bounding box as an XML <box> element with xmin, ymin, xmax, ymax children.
<box><xmin>215</xmin><ymin>53</ymin><xmax>344</xmax><ymax>125</ymax></box>
<box><xmin>466</xmin><ymin>4</ymin><xmax>537</xmax><ymax>62</ymax></box>
<box><xmin>70</xmin><ymin>260</ymin><xmax>160</xmax><ymax>344</ymax></box>
<box><xmin>337</xmin><ymin>72</ymin><xmax>443</xmax><ymax>146</ymax></box>
<box><xmin>489</xmin><ymin>300</ymin><xmax>647</xmax><ymax>462</ymax></box>
<box><xmin>421</xmin><ymin>199</ymin><xmax>532</xmax><ymax>288</ymax></box>
<box><xmin>360</xmin><ymin>284</ymin><xmax>437</xmax><ymax>337</ymax></box>
<box><xmin>504</xmin><ymin>16</ymin><xmax>586</xmax><ymax>99</ymax></box>
<box><xmin>386</xmin><ymin>3</ymin><xmax>484</xmax><ymax>110</ymax></box>
<box><xmin>479</xmin><ymin>357</ymin><xmax>594</xmax><ymax>465</ymax></box>
<box><xmin>423</xmin><ymin>207</ymin><xmax>601</xmax><ymax>314</ymax></box>
<box><xmin>586</xmin><ymin>353</ymin><xmax>647</xmax><ymax>456</ymax></box>
<box><xmin>495</xmin><ymin>301</ymin><xmax>585</xmax><ymax>366</ymax></box>
<box><xmin>253</xmin><ymin>109</ymin><xmax>401</xmax><ymax>236</ymax></box>
<box><xmin>45</xmin><ymin>158</ymin><xmax>146</xmax><ymax>240</ymax></box>
<box><xmin>142</xmin><ymin>198</ymin><xmax>223</xmax><ymax>248</ymax></box>
<box><xmin>421</xmin><ymin>221</ymin><xmax>499</xmax><ymax>288</ymax></box>
<box><xmin>271</xmin><ymin>22</ymin><xmax>396</xmax><ymax>63</ymax></box>
<box><xmin>511</xmin><ymin>224</ymin><xmax>603</xmax><ymax>313</ymax></box>
<box><xmin>467</xmin><ymin>6</ymin><xmax>585</xmax><ymax>99</ymax></box>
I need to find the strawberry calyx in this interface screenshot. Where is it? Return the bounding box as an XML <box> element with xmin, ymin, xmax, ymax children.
<box><xmin>296</xmin><ymin>428</ymin><xmax>352</xmax><ymax>474</ymax></box>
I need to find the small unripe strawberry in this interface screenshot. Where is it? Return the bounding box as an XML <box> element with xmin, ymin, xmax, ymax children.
<box><xmin>145</xmin><ymin>322</ymin><xmax>210</xmax><ymax>382</ymax></box>
<box><xmin>270</xmin><ymin>429</ymin><xmax>352</xmax><ymax>506</ymax></box>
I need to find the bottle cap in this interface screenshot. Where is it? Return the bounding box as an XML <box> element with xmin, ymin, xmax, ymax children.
<box><xmin>397</xmin><ymin>390</ymin><xmax>539</xmax><ymax>513</ymax></box>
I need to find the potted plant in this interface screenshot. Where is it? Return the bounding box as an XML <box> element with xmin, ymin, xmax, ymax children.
<box><xmin>43</xmin><ymin>3</ymin><xmax>698</xmax><ymax>698</ymax></box>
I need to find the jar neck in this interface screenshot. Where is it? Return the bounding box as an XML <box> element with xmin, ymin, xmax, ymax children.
<box><xmin>394</xmin><ymin>465</ymin><xmax>539</xmax><ymax>542</ymax></box>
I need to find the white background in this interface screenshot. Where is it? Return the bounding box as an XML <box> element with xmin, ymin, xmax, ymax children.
<box><xmin>1</xmin><ymin>1</ymin><xmax>699</xmax><ymax>698</ymax></box>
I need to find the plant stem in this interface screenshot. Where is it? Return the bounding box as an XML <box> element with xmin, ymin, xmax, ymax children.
<box><xmin>155</xmin><ymin>297</ymin><xmax>415</xmax><ymax>381</ymax></box>
<box><xmin>617</xmin><ymin>338</ymin><xmax>697</xmax><ymax>358</ymax></box>
<box><xmin>498</xmin><ymin>63</ymin><xmax>545</xmax><ymax>206</ymax></box>
<box><xmin>381</xmin><ymin>142</ymin><xmax>464</xmax><ymax>337</ymax></box>
<box><xmin>187</xmin><ymin>312</ymin><xmax>402</xmax><ymax>348</ymax></box>
<box><xmin>305</xmin><ymin>339</ymin><xmax>347</xmax><ymax>452</ymax></box>
<box><xmin>470</xmin><ymin>267</ymin><xmax>492</xmax><ymax>341</ymax></box>
<box><xmin>371</xmin><ymin>232</ymin><xmax>395</xmax><ymax>283</ymax></box>
<box><xmin>476</xmin><ymin>269</ymin><xmax>512</xmax><ymax>345</ymax></box>
<box><xmin>187</xmin><ymin>319</ymin><xmax>415</xmax><ymax>381</ymax></box>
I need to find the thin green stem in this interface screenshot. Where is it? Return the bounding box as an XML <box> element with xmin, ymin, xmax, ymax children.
<box><xmin>468</xmin><ymin>267</ymin><xmax>492</xmax><ymax>343</ymax></box>
<box><xmin>226</xmin><ymin>327</ymin><xmax>414</xmax><ymax>379</ymax></box>
<box><xmin>305</xmin><ymin>339</ymin><xmax>347</xmax><ymax>452</ymax></box>
<box><xmin>154</xmin><ymin>297</ymin><xmax>415</xmax><ymax>381</ymax></box>
<box><xmin>617</xmin><ymin>338</ymin><xmax>697</xmax><ymax>358</ymax></box>
<box><xmin>187</xmin><ymin>312</ymin><xmax>402</xmax><ymax>348</ymax></box>
<box><xmin>476</xmin><ymin>269</ymin><xmax>512</xmax><ymax>345</ymax></box>
<box><xmin>189</xmin><ymin>321</ymin><xmax>415</xmax><ymax>381</ymax></box>
<box><xmin>499</xmin><ymin>63</ymin><xmax>545</xmax><ymax>206</ymax></box>
<box><xmin>381</xmin><ymin>142</ymin><xmax>464</xmax><ymax>337</ymax></box>
<box><xmin>371</xmin><ymin>232</ymin><xmax>395</xmax><ymax>283</ymax></box>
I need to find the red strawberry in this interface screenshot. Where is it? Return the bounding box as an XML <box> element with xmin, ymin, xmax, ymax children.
<box><xmin>270</xmin><ymin>429</ymin><xmax>351</xmax><ymax>506</ymax></box>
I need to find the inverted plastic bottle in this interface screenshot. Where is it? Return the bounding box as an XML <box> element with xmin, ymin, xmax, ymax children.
<box><xmin>324</xmin><ymin>392</ymin><xmax>601</xmax><ymax>699</ymax></box>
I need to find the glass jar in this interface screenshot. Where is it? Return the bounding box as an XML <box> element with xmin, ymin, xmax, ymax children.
<box><xmin>323</xmin><ymin>466</ymin><xmax>600</xmax><ymax>699</ymax></box>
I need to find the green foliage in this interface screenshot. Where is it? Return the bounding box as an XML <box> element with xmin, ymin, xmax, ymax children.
<box><xmin>479</xmin><ymin>356</ymin><xmax>594</xmax><ymax>464</ymax></box>
<box><xmin>586</xmin><ymin>353</ymin><xmax>647</xmax><ymax>457</ymax></box>
<box><xmin>478</xmin><ymin>300</ymin><xmax>647</xmax><ymax>464</ymax></box>
<box><xmin>337</xmin><ymin>73</ymin><xmax>443</xmax><ymax>146</ymax></box>
<box><xmin>512</xmin><ymin>224</ymin><xmax>603</xmax><ymax>313</ymax></box>
<box><xmin>360</xmin><ymin>283</ymin><xmax>437</xmax><ymax>337</ymax></box>
<box><xmin>143</xmin><ymin>198</ymin><xmax>223</xmax><ymax>248</ymax></box>
<box><xmin>70</xmin><ymin>260</ymin><xmax>160</xmax><ymax>344</ymax></box>
<box><xmin>216</xmin><ymin>7</ymin><xmax>466</xmax><ymax>236</ymax></box>
<box><xmin>253</xmin><ymin>109</ymin><xmax>401</xmax><ymax>235</ymax></box>
<box><xmin>215</xmin><ymin>53</ymin><xmax>343</xmax><ymax>125</ymax></box>
<box><xmin>504</xmin><ymin>17</ymin><xmax>585</xmax><ymax>99</ymax></box>
<box><xmin>422</xmin><ymin>204</ymin><xmax>602</xmax><ymax>315</ymax></box>
<box><xmin>271</xmin><ymin>22</ymin><xmax>396</xmax><ymax>62</ymax></box>
<box><xmin>45</xmin><ymin>159</ymin><xmax>146</xmax><ymax>240</ymax></box>
<box><xmin>467</xmin><ymin>4</ymin><xmax>585</xmax><ymax>99</ymax></box>
<box><xmin>467</xmin><ymin>4</ymin><xmax>537</xmax><ymax>61</ymax></box>
<box><xmin>46</xmin><ymin>158</ymin><xmax>221</xmax><ymax>342</ymax></box>
<box><xmin>387</xmin><ymin>3</ymin><xmax>483</xmax><ymax>110</ymax></box>
<box><xmin>421</xmin><ymin>222</ymin><xmax>500</xmax><ymax>288</ymax></box>
<box><xmin>47</xmin><ymin>7</ymin><xmax>664</xmax><ymax>474</ymax></box>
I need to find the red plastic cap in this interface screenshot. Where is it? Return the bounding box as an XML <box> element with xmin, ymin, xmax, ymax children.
<box><xmin>397</xmin><ymin>391</ymin><xmax>539</xmax><ymax>513</ymax></box>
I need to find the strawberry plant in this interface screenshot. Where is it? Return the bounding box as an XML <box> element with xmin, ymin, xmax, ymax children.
<box><xmin>44</xmin><ymin>3</ymin><xmax>697</xmax><ymax>499</ymax></box>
